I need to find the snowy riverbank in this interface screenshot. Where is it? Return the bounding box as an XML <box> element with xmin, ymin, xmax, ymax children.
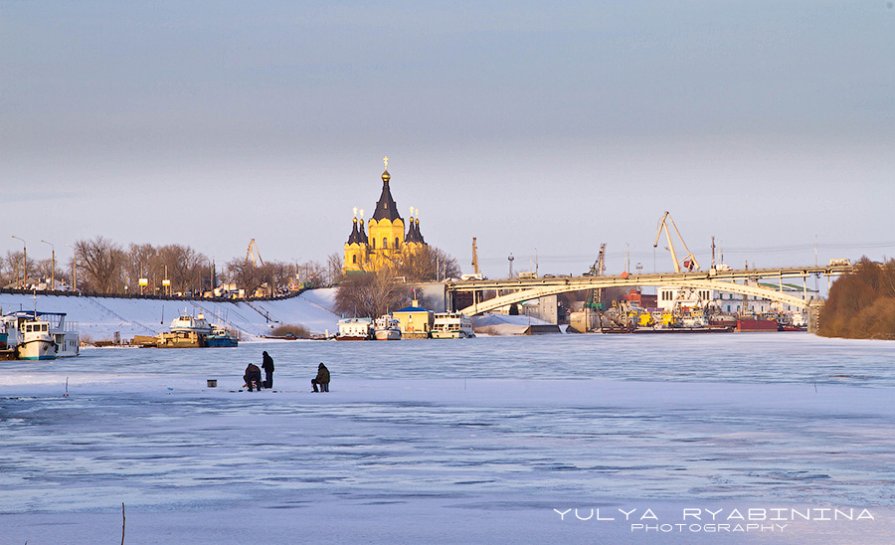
<box><xmin>0</xmin><ymin>290</ymin><xmax>341</xmax><ymax>341</ymax></box>
<box><xmin>0</xmin><ymin>290</ymin><xmax>553</xmax><ymax>342</ymax></box>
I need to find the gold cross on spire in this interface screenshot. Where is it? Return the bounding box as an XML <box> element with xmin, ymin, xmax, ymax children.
<box><xmin>383</xmin><ymin>155</ymin><xmax>389</xmax><ymax>170</ymax></box>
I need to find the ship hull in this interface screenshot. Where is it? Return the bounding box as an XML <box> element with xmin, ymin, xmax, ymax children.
<box><xmin>374</xmin><ymin>330</ymin><xmax>401</xmax><ymax>341</ymax></box>
<box><xmin>206</xmin><ymin>336</ymin><xmax>238</xmax><ymax>347</ymax></box>
<box><xmin>17</xmin><ymin>338</ymin><xmax>57</xmax><ymax>360</ymax></box>
<box><xmin>736</xmin><ymin>319</ymin><xmax>779</xmax><ymax>332</ymax></box>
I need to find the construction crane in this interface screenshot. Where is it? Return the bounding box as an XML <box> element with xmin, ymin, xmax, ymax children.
<box><xmin>586</xmin><ymin>243</ymin><xmax>607</xmax><ymax>310</ymax></box>
<box><xmin>471</xmin><ymin>237</ymin><xmax>480</xmax><ymax>276</ymax></box>
<box><xmin>653</xmin><ymin>211</ymin><xmax>700</xmax><ymax>273</ymax></box>
<box><xmin>588</xmin><ymin>243</ymin><xmax>606</xmax><ymax>276</ymax></box>
<box><xmin>245</xmin><ymin>238</ymin><xmax>264</xmax><ymax>267</ymax></box>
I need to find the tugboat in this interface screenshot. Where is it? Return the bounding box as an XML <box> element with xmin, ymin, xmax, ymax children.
<box><xmin>1</xmin><ymin>311</ymin><xmax>80</xmax><ymax>360</ymax></box>
<box><xmin>206</xmin><ymin>325</ymin><xmax>239</xmax><ymax>347</ymax></box>
<box><xmin>430</xmin><ymin>312</ymin><xmax>475</xmax><ymax>339</ymax></box>
<box><xmin>373</xmin><ymin>315</ymin><xmax>402</xmax><ymax>341</ymax></box>
<box><xmin>157</xmin><ymin>310</ymin><xmax>213</xmax><ymax>348</ymax></box>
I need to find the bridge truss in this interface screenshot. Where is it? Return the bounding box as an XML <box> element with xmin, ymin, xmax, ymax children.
<box><xmin>446</xmin><ymin>265</ymin><xmax>853</xmax><ymax>316</ymax></box>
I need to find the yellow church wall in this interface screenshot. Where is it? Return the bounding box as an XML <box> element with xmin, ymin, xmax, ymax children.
<box><xmin>343</xmin><ymin>242</ymin><xmax>367</xmax><ymax>273</ymax></box>
<box><xmin>368</xmin><ymin>218</ymin><xmax>405</xmax><ymax>253</ymax></box>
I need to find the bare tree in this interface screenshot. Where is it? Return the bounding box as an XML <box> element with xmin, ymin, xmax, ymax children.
<box><xmin>295</xmin><ymin>260</ymin><xmax>327</xmax><ymax>288</ymax></box>
<box><xmin>326</xmin><ymin>253</ymin><xmax>343</xmax><ymax>286</ymax></box>
<box><xmin>260</xmin><ymin>261</ymin><xmax>294</xmax><ymax>296</ymax></box>
<box><xmin>224</xmin><ymin>257</ymin><xmax>258</xmax><ymax>296</ymax></box>
<box><xmin>125</xmin><ymin>243</ymin><xmax>159</xmax><ymax>291</ymax></box>
<box><xmin>334</xmin><ymin>267</ymin><xmax>409</xmax><ymax>317</ymax></box>
<box><xmin>30</xmin><ymin>258</ymin><xmax>66</xmax><ymax>289</ymax></box>
<box><xmin>74</xmin><ymin>237</ymin><xmax>126</xmax><ymax>294</ymax></box>
<box><xmin>398</xmin><ymin>246</ymin><xmax>461</xmax><ymax>282</ymax></box>
<box><xmin>157</xmin><ymin>244</ymin><xmax>209</xmax><ymax>295</ymax></box>
<box><xmin>2</xmin><ymin>251</ymin><xmax>24</xmax><ymax>288</ymax></box>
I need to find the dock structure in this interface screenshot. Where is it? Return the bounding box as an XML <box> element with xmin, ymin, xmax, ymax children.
<box><xmin>446</xmin><ymin>264</ymin><xmax>854</xmax><ymax>316</ymax></box>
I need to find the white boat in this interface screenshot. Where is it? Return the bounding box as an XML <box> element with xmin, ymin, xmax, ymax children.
<box><xmin>430</xmin><ymin>312</ymin><xmax>475</xmax><ymax>339</ymax></box>
<box><xmin>169</xmin><ymin>311</ymin><xmax>213</xmax><ymax>335</ymax></box>
<box><xmin>336</xmin><ymin>317</ymin><xmax>372</xmax><ymax>341</ymax></box>
<box><xmin>2</xmin><ymin>311</ymin><xmax>80</xmax><ymax>360</ymax></box>
<box><xmin>373</xmin><ymin>315</ymin><xmax>401</xmax><ymax>341</ymax></box>
<box><xmin>157</xmin><ymin>310</ymin><xmax>215</xmax><ymax>348</ymax></box>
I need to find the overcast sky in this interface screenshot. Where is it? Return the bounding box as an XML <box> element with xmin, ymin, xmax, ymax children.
<box><xmin>2</xmin><ymin>1</ymin><xmax>893</xmax><ymax>277</ymax></box>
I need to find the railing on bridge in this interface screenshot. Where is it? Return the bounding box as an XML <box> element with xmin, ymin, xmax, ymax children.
<box><xmin>445</xmin><ymin>264</ymin><xmax>854</xmax><ymax>316</ymax></box>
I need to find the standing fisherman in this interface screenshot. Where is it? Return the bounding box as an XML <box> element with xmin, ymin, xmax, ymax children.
<box><xmin>261</xmin><ymin>351</ymin><xmax>275</xmax><ymax>389</ymax></box>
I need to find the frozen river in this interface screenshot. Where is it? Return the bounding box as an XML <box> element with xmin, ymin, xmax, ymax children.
<box><xmin>1</xmin><ymin>333</ymin><xmax>894</xmax><ymax>544</ymax></box>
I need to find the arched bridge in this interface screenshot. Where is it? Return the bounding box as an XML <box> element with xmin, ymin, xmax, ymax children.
<box><xmin>446</xmin><ymin>264</ymin><xmax>854</xmax><ymax>316</ymax></box>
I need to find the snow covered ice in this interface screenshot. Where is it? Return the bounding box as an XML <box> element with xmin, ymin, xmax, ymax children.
<box><xmin>1</xmin><ymin>333</ymin><xmax>894</xmax><ymax>544</ymax></box>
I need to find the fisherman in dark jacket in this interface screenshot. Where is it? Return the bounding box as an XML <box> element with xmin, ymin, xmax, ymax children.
<box><xmin>244</xmin><ymin>362</ymin><xmax>262</xmax><ymax>392</ymax></box>
<box><xmin>261</xmin><ymin>351</ymin><xmax>274</xmax><ymax>389</ymax></box>
<box><xmin>311</xmin><ymin>362</ymin><xmax>330</xmax><ymax>393</ymax></box>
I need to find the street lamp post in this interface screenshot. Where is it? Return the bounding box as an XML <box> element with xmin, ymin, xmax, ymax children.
<box><xmin>41</xmin><ymin>240</ymin><xmax>55</xmax><ymax>291</ymax></box>
<box><xmin>11</xmin><ymin>235</ymin><xmax>26</xmax><ymax>289</ymax></box>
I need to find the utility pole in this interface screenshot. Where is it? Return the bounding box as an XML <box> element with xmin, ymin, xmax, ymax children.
<box><xmin>163</xmin><ymin>265</ymin><xmax>171</xmax><ymax>296</ymax></box>
<box><xmin>71</xmin><ymin>256</ymin><xmax>78</xmax><ymax>292</ymax></box>
<box><xmin>41</xmin><ymin>240</ymin><xmax>55</xmax><ymax>290</ymax></box>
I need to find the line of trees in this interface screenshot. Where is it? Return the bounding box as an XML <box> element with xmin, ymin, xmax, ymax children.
<box><xmin>1</xmin><ymin>236</ymin><xmax>344</xmax><ymax>297</ymax></box>
<box><xmin>1</xmin><ymin>237</ymin><xmax>461</xmax><ymax>303</ymax></box>
<box><xmin>819</xmin><ymin>257</ymin><xmax>895</xmax><ymax>340</ymax></box>
<box><xmin>2</xmin><ymin>251</ymin><xmax>66</xmax><ymax>291</ymax></box>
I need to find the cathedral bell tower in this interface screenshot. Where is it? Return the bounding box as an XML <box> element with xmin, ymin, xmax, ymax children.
<box><xmin>341</xmin><ymin>157</ymin><xmax>427</xmax><ymax>274</ymax></box>
<box><xmin>366</xmin><ymin>156</ymin><xmax>405</xmax><ymax>270</ymax></box>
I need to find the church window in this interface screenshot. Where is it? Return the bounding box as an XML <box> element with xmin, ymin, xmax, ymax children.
<box><xmin>352</xmin><ymin>255</ymin><xmax>357</xmax><ymax>264</ymax></box>
<box><xmin>383</xmin><ymin>238</ymin><xmax>388</xmax><ymax>249</ymax></box>
<box><xmin>372</xmin><ymin>238</ymin><xmax>376</xmax><ymax>249</ymax></box>
<box><xmin>395</xmin><ymin>237</ymin><xmax>400</xmax><ymax>248</ymax></box>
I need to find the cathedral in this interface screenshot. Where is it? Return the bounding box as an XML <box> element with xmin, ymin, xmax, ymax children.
<box><xmin>343</xmin><ymin>157</ymin><xmax>427</xmax><ymax>274</ymax></box>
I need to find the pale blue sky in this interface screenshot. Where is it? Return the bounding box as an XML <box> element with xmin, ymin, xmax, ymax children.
<box><xmin>2</xmin><ymin>1</ymin><xmax>893</xmax><ymax>276</ymax></box>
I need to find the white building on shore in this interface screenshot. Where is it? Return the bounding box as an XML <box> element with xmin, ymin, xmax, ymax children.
<box><xmin>657</xmin><ymin>280</ymin><xmax>818</xmax><ymax>315</ymax></box>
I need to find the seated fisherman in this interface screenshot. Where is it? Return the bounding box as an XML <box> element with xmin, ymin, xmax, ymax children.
<box><xmin>311</xmin><ymin>362</ymin><xmax>330</xmax><ymax>393</ymax></box>
<box><xmin>244</xmin><ymin>362</ymin><xmax>263</xmax><ymax>392</ymax></box>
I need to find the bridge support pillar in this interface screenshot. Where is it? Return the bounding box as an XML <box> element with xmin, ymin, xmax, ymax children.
<box><xmin>808</xmin><ymin>300</ymin><xmax>824</xmax><ymax>334</ymax></box>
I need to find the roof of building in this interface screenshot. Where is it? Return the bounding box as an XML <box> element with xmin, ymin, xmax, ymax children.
<box><xmin>405</xmin><ymin>217</ymin><xmax>426</xmax><ymax>245</ymax></box>
<box><xmin>414</xmin><ymin>217</ymin><xmax>425</xmax><ymax>244</ymax></box>
<box><xmin>371</xmin><ymin>170</ymin><xmax>403</xmax><ymax>222</ymax></box>
<box><xmin>346</xmin><ymin>218</ymin><xmax>360</xmax><ymax>244</ymax></box>
<box><xmin>405</xmin><ymin>217</ymin><xmax>419</xmax><ymax>243</ymax></box>
<box><xmin>358</xmin><ymin>219</ymin><xmax>369</xmax><ymax>244</ymax></box>
<box><xmin>394</xmin><ymin>305</ymin><xmax>430</xmax><ymax>313</ymax></box>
